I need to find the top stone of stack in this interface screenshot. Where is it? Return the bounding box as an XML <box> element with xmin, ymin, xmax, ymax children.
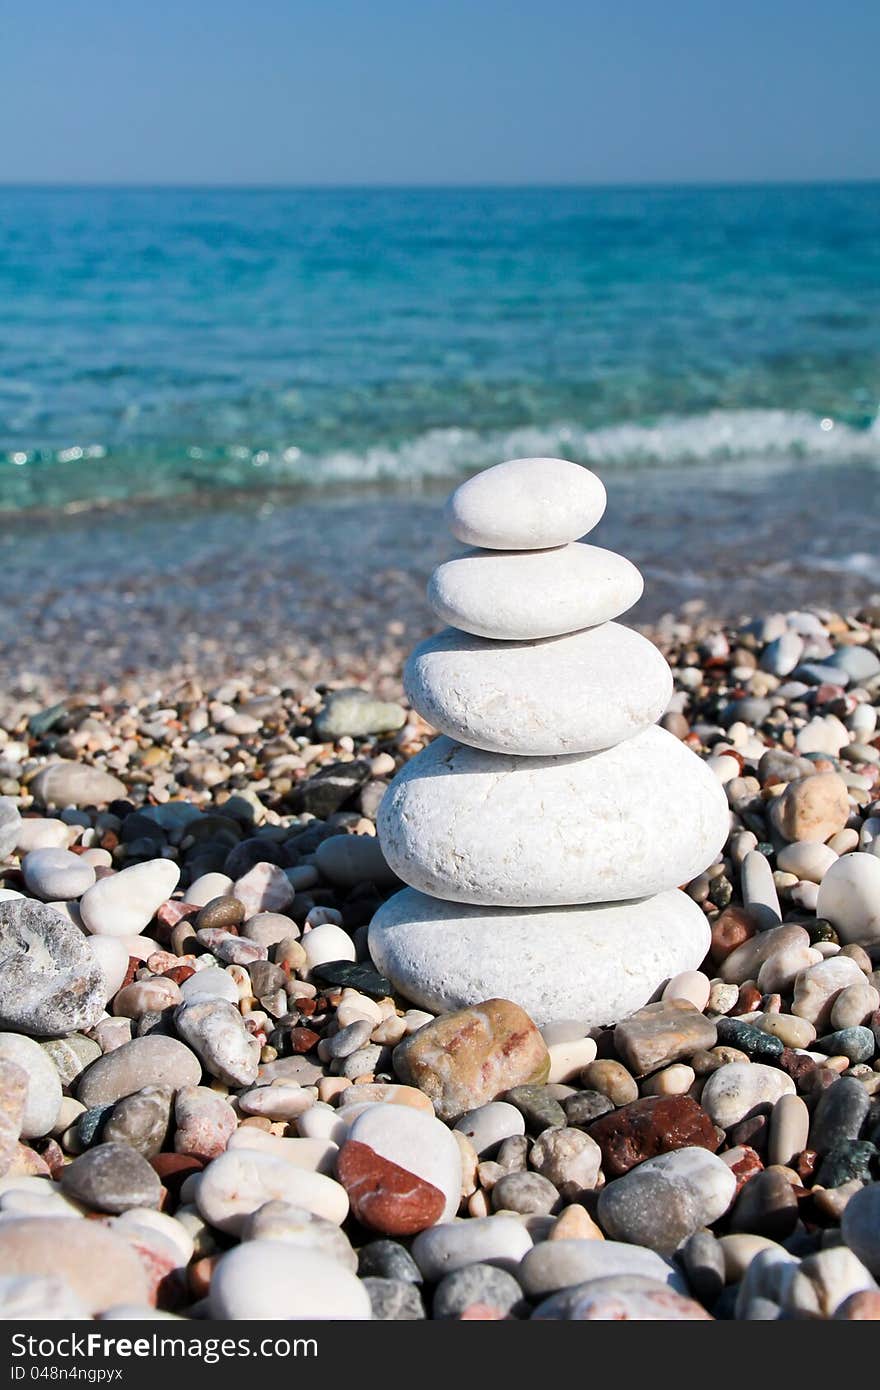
<box><xmin>446</xmin><ymin>456</ymin><xmax>607</xmax><ymax>550</ymax></box>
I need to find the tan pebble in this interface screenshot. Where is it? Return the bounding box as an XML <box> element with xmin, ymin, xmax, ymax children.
<box><xmin>707</xmin><ymin>981</ymin><xmax>739</xmax><ymax>1015</ymax></box>
<box><xmin>549</xmin><ymin>1204</ymin><xmax>604</xmax><ymax>1241</ymax></box>
<box><xmin>336</xmin><ymin>1083</ymin><xmax>434</xmax><ymax>1112</ymax></box>
<box><xmin>580</xmin><ymin>1060</ymin><xmax>638</xmax><ymax>1106</ymax></box>
<box><xmin>370</xmin><ymin>1016</ymin><xmax>407</xmax><ymax>1046</ymax></box>
<box><xmin>547</xmin><ymin>1037</ymin><xmax>598</xmax><ymax>1084</ymax></box>
<box><xmin>662</xmin><ymin>971</ymin><xmax>711</xmax><ymax>1011</ymax></box>
<box><xmin>468</xmin><ymin>1189</ymin><xmax>490</xmax><ymax>1219</ymax></box>
<box><xmin>451</xmin><ymin>1130</ymin><xmax>478</xmax><ymax>1201</ymax></box>
<box><xmin>823</xmin><ymin>1056</ymin><xmax>850</xmax><ymax>1074</ymax></box>
<box><xmin>719</xmin><ymin>1233</ymin><xmax>786</xmax><ymax>1282</ymax></box>
<box><xmin>51</xmin><ymin>1098</ymin><xmax>86</xmax><ymax>1138</ymax></box>
<box><xmin>812</xmin><ymin>1180</ymin><xmax>864</xmax><ymax>1221</ymax></box>
<box><xmin>838</xmin><ymin>944</ymin><xmax>873</xmax><ymax>974</ymax></box>
<box><xmin>317</xmin><ymin>1078</ymin><xmax>352</xmax><ymax>1104</ymax></box>
<box><xmin>768</xmin><ymin>1093</ymin><xmax>810</xmax><ymax>1168</ymax></box>
<box><xmin>827</xmin><ymin>829</ymin><xmax>859</xmax><ymax>854</ymax></box>
<box><xmin>640</xmin><ymin>1064</ymin><xmax>696</xmax><ymax>1097</ymax></box>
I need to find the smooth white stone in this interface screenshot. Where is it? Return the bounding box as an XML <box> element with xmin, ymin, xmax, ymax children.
<box><xmin>178</xmin><ymin>966</ymin><xmax>240</xmax><ymax>1006</ymax></box>
<box><xmin>519</xmin><ymin>1238</ymin><xmax>686</xmax><ymax>1297</ymax></box>
<box><xmin>547</xmin><ymin>1037</ymin><xmax>598</xmax><ymax>1083</ymax></box>
<box><xmin>740</xmin><ymin>851</ymin><xmax>782</xmax><ymax>931</ymax></box>
<box><xmin>22</xmin><ymin>849</ymin><xmax>95</xmax><ymax>902</ymax></box>
<box><xmin>404</xmin><ymin>623</ymin><xmax>672</xmax><ymax>757</ymax></box>
<box><xmin>209</xmin><ymin>1243</ymin><xmax>371</xmax><ymax>1320</ymax></box>
<box><xmin>700</xmin><ymin>1063</ymin><xmax>795</xmax><ymax>1129</ymax></box>
<box><xmin>79</xmin><ymin>859</ymin><xmax>181</xmax><ymax>937</ymax></box>
<box><xmin>446</xmin><ymin>457</ymin><xmax>606</xmax><ymax>551</ymax></box>
<box><xmin>83</xmin><ymin>936</ymin><xmax>130</xmax><ymax>1002</ymax></box>
<box><xmin>816</xmin><ymin>853</ymin><xmax>880</xmax><ymax>944</ymax></box>
<box><xmin>185</xmin><ymin>873</ymin><xmax>234</xmax><ymax>907</ymax></box>
<box><xmin>427</xmin><ymin>542</ymin><xmax>644</xmax><ymax>641</ymax></box>
<box><xmin>377</xmin><ymin>727</ymin><xmax>729</xmax><ymax>907</ymax></box>
<box><xmin>227</xmin><ymin>1130</ymin><xmax>337</xmax><ymax>1175</ymax></box>
<box><xmin>0</xmin><ymin>1033</ymin><xmax>62</xmax><ymax>1137</ymax></box>
<box><xmin>776</xmin><ymin>841</ymin><xmax>838</xmax><ymax>883</ymax></box>
<box><xmin>196</xmin><ymin>1150</ymin><xmax>348</xmax><ymax>1234</ymax></box>
<box><xmin>301</xmin><ymin>923</ymin><xmax>356</xmax><ymax>975</ymax></box>
<box><xmin>342</xmin><ymin>1104</ymin><xmax>462</xmax><ymax>1224</ymax></box>
<box><xmin>368</xmin><ymin>888</ymin><xmax>711</xmax><ymax>1029</ymax></box>
<box><xmin>411</xmin><ymin>1215</ymin><xmax>533</xmax><ymax>1280</ymax></box>
<box><xmin>453</xmin><ymin>1103</ymin><xmax>526</xmax><ymax>1157</ymax></box>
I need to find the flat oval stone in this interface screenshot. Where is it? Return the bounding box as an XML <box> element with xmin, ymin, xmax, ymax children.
<box><xmin>209</xmin><ymin>1242</ymin><xmax>370</xmax><ymax>1320</ymax></box>
<box><xmin>22</xmin><ymin>848</ymin><xmax>95</xmax><ymax>901</ymax></box>
<box><xmin>433</xmin><ymin>1263</ymin><xmax>527</xmax><ymax>1319</ymax></box>
<box><xmin>404</xmin><ymin>624</ymin><xmax>672</xmax><ymax>757</ymax></box>
<box><xmin>79</xmin><ymin>859</ymin><xmax>181</xmax><ymax>937</ymax></box>
<box><xmin>410</xmin><ymin>1214</ymin><xmax>533</xmax><ymax>1280</ymax></box>
<box><xmin>77</xmin><ymin>1035</ymin><xmax>203</xmax><ymax>1108</ymax></box>
<box><xmin>61</xmin><ymin>1141</ymin><xmax>163</xmax><ymax>1213</ymax></box>
<box><xmin>531</xmin><ymin>1274</ymin><xmax>712</xmax><ymax>1320</ymax></box>
<box><xmin>816</xmin><ymin>853</ymin><xmax>880</xmax><ymax>944</ymax></box>
<box><xmin>0</xmin><ymin>1032</ymin><xmax>62</xmax><ymax>1137</ymax></box>
<box><xmin>196</xmin><ymin>1150</ymin><xmax>348</xmax><ymax>1233</ymax></box>
<box><xmin>519</xmin><ymin>1238</ymin><xmax>687</xmax><ymax>1297</ymax></box>
<box><xmin>596</xmin><ymin>1147</ymin><xmax>737</xmax><ymax>1256</ymax></box>
<box><xmin>369</xmin><ymin>888</ymin><xmax>711</xmax><ymax>1029</ymax></box>
<box><xmin>454</xmin><ymin>1103</ymin><xmax>526</xmax><ymax>1157</ymax></box>
<box><xmin>427</xmin><ymin>542</ymin><xmax>644</xmax><ymax>641</ymax></box>
<box><xmin>0</xmin><ymin>898</ymin><xmax>105</xmax><ymax>1035</ymax></box>
<box><xmin>377</xmin><ymin>727</ymin><xmax>729</xmax><ymax>907</ymax></box>
<box><xmin>700</xmin><ymin>1063</ymin><xmax>795</xmax><ymax>1130</ymax></box>
<box><xmin>445</xmin><ymin>457</ymin><xmax>606</xmax><ymax>551</ymax></box>
<box><xmin>0</xmin><ymin>1217</ymin><xmax>149</xmax><ymax>1314</ymax></box>
<box><xmin>29</xmin><ymin>762</ymin><xmax>127</xmax><ymax>809</ymax></box>
<box><xmin>337</xmin><ymin>1105</ymin><xmax>461</xmax><ymax>1236</ymax></box>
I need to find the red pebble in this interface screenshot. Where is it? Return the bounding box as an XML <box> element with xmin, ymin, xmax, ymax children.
<box><xmin>163</xmin><ymin>965</ymin><xmax>196</xmax><ymax>985</ymax></box>
<box><xmin>732</xmin><ymin>982</ymin><xmax>762</xmax><ymax>1016</ymax></box>
<box><xmin>725</xmin><ymin>1145</ymin><xmax>764</xmax><ymax>1196</ymax></box>
<box><xmin>151</xmin><ymin>1153</ymin><xmax>204</xmax><ymax>1199</ymax></box>
<box><xmin>710</xmin><ymin>906</ymin><xmax>758</xmax><ymax>966</ymax></box>
<box><xmin>796</xmin><ymin>1149</ymin><xmax>819</xmax><ymax>1182</ymax></box>
<box><xmin>156</xmin><ymin>900</ymin><xmax>200</xmax><ymax>928</ymax></box>
<box><xmin>288</xmin><ymin>1027</ymin><xmax>320</xmax><ymax>1053</ymax></box>
<box><xmin>119</xmin><ymin>957</ymin><xmax>140</xmax><ymax>991</ymax></box>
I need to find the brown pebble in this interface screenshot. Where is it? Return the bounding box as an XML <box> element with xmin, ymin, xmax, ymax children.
<box><xmin>188</xmin><ymin>1256</ymin><xmax>217</xmax><ymax>1300</ymax></box>
<box><xmin>732</xmin><ymin>982</ymin><xmax>762</xmax><ymax>1016</ymax></box>
<box><xmin>796</xmin><ymin>1149</ymin><xmax>819</xmax><ymax>1182</ymax></box>
<box><xmin>288</xmin><ymin>1027</ymin><xmax>321</xmax><ymax>1053</ymax></box>
<box><xmin>710</xmin><ymin>906</ymin><xmax>758</xmax><ymax>965</ymax></box>
<box><xmin>196</xmin><ymin>896</ymin><xmax>245</xmax><ymax>932</ymax></box>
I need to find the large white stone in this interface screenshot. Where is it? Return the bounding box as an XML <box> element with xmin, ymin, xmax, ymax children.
<box><xmin>368</xmin><ymin>888</ymin><xmax>712</xmax><ymax>1029</ymax></box>
<box><xmin>79</xmin><ymin>859</ymin><xmax>181</xmax><ymax>937</ymax></box>
<box><xmin>445</xmin><ymin>457</ymin><xmax>606</xmax><ymax>551</ymax></box>
<box><xmin>427</xmin><ymin>542</ymin><xmax>644</xmax><ymax>640</ymax></box>
<box><xmin>815</xmin><ymin>852</ymin><xmax>880</xmax><ymax>944</ymax></box>
<box><xmin>377</xmin><ymin>726</ymin><xmax>729</xmax><ymax>907</ymax></box>
<box><xmin>209</xmin><ymin>1242</ymin><xmax>371</xmax><ymax>1320</ymax></box>
<box><xmin>404</xmin><ymin>623</ymin><xmax>672</xmax><ymax>756</ymax></box>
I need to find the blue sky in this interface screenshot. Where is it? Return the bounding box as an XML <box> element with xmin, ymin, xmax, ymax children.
<box><xmin>1</xmin><ymin>0</ymin><xmax>877</xmax><ymax>184</ymax></box>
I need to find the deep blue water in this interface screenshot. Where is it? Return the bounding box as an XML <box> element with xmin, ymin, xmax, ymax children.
<box><xmin>1</xmin><ymin>183</ymin><xmax>879</xmax><ymax>513</ymax></box>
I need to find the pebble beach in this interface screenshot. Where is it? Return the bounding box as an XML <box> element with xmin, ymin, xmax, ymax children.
<box><xmin>2</xmin><ymin>556</ymin><xmax>880</xmax><ymax>1319</ymax></box>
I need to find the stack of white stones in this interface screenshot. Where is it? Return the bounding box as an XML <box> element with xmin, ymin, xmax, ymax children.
<box><xmin>369</xmin><ymin>458</ymin><xmax>730</xmax><ymax>1030</ymax></box>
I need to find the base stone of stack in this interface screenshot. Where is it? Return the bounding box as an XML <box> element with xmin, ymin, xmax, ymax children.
<box><xmin>405</xmin><ymin>622</ymin><xmax>672</xmax><ymax>756</ymax></box>
<box><xmin>368</xmin><ymin>887</ymin><xmax>711</xmax><ymax>1030</ymax></box>
<box><xmin>377</xmin><ymin>725</ymin><xmax>730</xmax><ymax>907</ymax></box>
<box><xmin>427</xmin><ymin>542</ymin><xmax>644</xmax><ymax>641</ymax></box>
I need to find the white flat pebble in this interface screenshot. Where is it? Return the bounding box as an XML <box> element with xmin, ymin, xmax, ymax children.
<box><xmin>411</xmin><ymin>1214</ymin><xmax>534</xmax><ymax>1280</ymax></box>
<box><xmin>427</xmin><ymin>541</ymin><xmax>643</xmax><ymax>640</ymax></box>
<box><xmin>378</xmin><ymin>727</ymin><xmax>729</xmax><ymax>907</ymax></box>
<box><xmin>404</xmin><ymin>623</ymin><xmax>672</xmax><ymax>756</ymax></box>
<box><xmin>196</xmin><ymin>1150</ymin><xmax>348</xmax><ymax>1234</ymax></box>
<box><xmin>445</xmin><ymin>457</ymin><xmax>606</xmax><ymax>550</ymax></box>
<box><xmin>79</xmin><ymin>859</ymin><xmax>181</xmax><ymax>937</ymax></box>
<box><xmin>209</xmin><ymin>1242</ymin><xmax>370</xmax><ymax>1320</ymax></box>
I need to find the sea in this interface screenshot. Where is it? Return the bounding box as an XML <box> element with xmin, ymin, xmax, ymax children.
<box><xmin>1</xmin><ymin>183</ymin><xmax>879</xmax><ymax>683</ymax></box>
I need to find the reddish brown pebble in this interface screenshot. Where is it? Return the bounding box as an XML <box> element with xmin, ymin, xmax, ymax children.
<box><xmin>777</xmin><ymin>1048</ymin><xmax>818</xmax><ymax>1089</ymax></box>
<box><xmin>796</xmin><ymin>1149</ymin><xmax>819</xmax><ymax>1182</ymax></box>
<box><xmin>119</xmin><ymin>957</ymin><xmax>140</xmax><ymax>992</ymax></box>
<box><xmin>163</xmin><ymin>965</ymin><xmax>196</xmax><ymax>985</ymax></box>
<box><xmin>156</xmin><ymin>901</ymin><xmax>200</xmax><ymax>928</ymax></box>
<box><xmin>188</xmin><ymin>1256</ymin><xmax>217</xmax><ymax>1300</ymax></box>
<box><xmin>36</xmin><ymin>1138</ymin><xmax>65</xmax><ymax>1179</ymax></box>
<box><xmin>150</xmin><ymin>1153</ymin><xmax>204</xmax><ymax>1196</ymax></box>
<box><xmin>726</xmin><ymin>1114</ymin><xmax>768</xmax><ymax>1155</ymax></box>
<box><xmin>587</xmin><ymin>1095</ymin><xmax>720</xmax><ymax>1177</ymax></box>
<box><xmin>732</xmin><ymin>983</ymin><xmax>762</xmax><ymax>1016</ymax></box>
<box><xmin>288</xmin><ymin>1028</ymin><xmax>321</xmax><ymax>1053</ymax></box>
<box><xmin>724</xmin><ymin>1145</ymin><xmax>764</xmax><ymax>1196</ymax></box>
<box><xmin>710</xmin><ymin>906</ymin><xmax>758</xmax><ymax>965</ymax></box>
<box><xmin>336</xmin><ymin>1140</ymin><xmax>446</xmax><ymax>1235</ymax></box>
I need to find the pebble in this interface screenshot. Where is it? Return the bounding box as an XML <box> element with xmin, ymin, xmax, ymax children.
<box><xmin>377</xmin><ymin>727</ymin><xmax>729</xmax><ymax>907</ymax></box>
<box><xmin>810</xmin><ymin>1077</ymin><xmax>871</xmax><ymax>1154</ymax></box>
<box><xmin>816</xmin><ymin>853</ymin><xmax>880</xmax><ymax>944</ymax></box>
<box><xmin>529</xmin><ymin>1128</ymin><xmax>602</xmax><ymax>1197</ymax></box>
<box><xmin>815</xmin><ymin>1026</ymin><xmax>875</xmax><ymax>1064</ymax></box>
<box><xmin>313</xmin><ymin>688</ymin><xmax>406</xmax><ymax>741</ymax></box>
<box><xmin>0</xmin><ymin>1033</ymin><xmax>62</xmax><ymax>1137</ymax></box>
<box><xmin>662</xmin><ymin>971</ymin><xmax>711</xmax><ymax>1011</ymax></box>
<box><xmin>719</xmin><ymin>922</ymin><xmax>809</xmax><ymax>986</ymax></box>
<box><xmin>79</xmin><ymin>859</ymin><xmax>181</xmax><ymax>937</ymax></box>
<box><xmin>405</xmin><ymin>622</ymin><xmax>672</xmax><ymax>757</ymax></box>
<box><xmin>178</xmin><ymin>966</ymin><xmax>239</xmax><ymax>1006</ymax></box>
<box><xmin>103</xmin><ymin>1086</ymin><xmax>173</xmax><ymax>1158</ymax></box>
<box><xmin>729</xmin><ymin>1168</ymin><xmax>799</xmax><ymax>1240</ymax></box>
<box><xmin>29</xmin><ymin>762</ymin><xmax>126</xmax><ymax>809</ymax></box>
<box><xmin>196</xmin><ymin>1149</ymin><xmax>348</xmax><ymax>1233</ymax></box>
<box><xmin>740</xmin><ymin>851</ymin><xmax>782</xmax><ymax>931</ymax></box>
<box><xmin>0</xmin><ymin>797</ymin><xmax>22</xmax><ymax>858</ymax></box>
<box><xmin>841</xmin><ymin>1183</ymin><xmax>880</xmax><ymax>1278</ymax></box>
<box><xmin>371</xmin><ymin>887</ymin><xmax>711</xmax><ymax>1030</ymax></box>
<box><xmin>816</xmin><ymin>1140</ymin><xmax>877</xmax><ymax>1188</ymax></box>
<box><xmin>174</xmin><ymin>1086</ymin><xmax>236</xmax><ymax>1161</ymax></box>
<box><xmin>393</xmin><ymin>999</ymin><xmax>549</xmax><ymax>1122</ymax></box>
<box><xmin>22</xmin><ymin>848</ymin><xmax>95</xmax><ymax>901</ymax></box>
<box><xmin>588</xmin><ymin>1095</ymin><xmax>720</xmax><ymax>1176</ymax></box>
<box><xmin>301</xmin><ymin>922</ymin><xmax>357</xmax><ymax>975</ymax></box>
<box><xmin>700</xmin><ymin>1063</ymin><xmax>795</xmax><ymax>1129</ymax></box>
<box><xmin>445</xmin><ymin>456</ymin><xmax>607</xmax><ymax>551</ymax></box>
<box><xmin>546</xmin><ymin>1037</ymin><xmax>598</xmax><ymax>1083</ymax></box>
<box><xmin>768</xmin><ymin>1093</ymin><xmax>810</xmax><ymax>1166</ymax></box>
<box><xmin>358</xmin><ymin>1240</ymin><xmax>423</xmax><ymax>1284</ymax></box>
<box><xmin>0</xmin><ymin>1217</ymin><xmax>149</xmax><ymax>1314</ymax></box>
<box><xmin>776</xmin><ymin>841</ymin><xmax>839</xmax><ymax>883</ymax></box>
<box><xmin>531</xmin><ymin>1274</ymin><xmax>712</xmax><ymax>1321</ymax></box>
<box><xmin>614</xmin><ymin>1000</ymin><xmax>717</xmax><ymax>1076</ymax></box>
<box><xmin>242</xmin><ymin>1201</ymin><xmax>357</xmax><ymax>1270</ymax></box>
<box><xmin>232</xmin><ymin>862</ymin><xmax>295</xmax><ymax>917</ymax></box>
<box><xmin>314</xmin><ymin>833</ymin><xmax>397</xmax><ymax>888</ymax></box>
<box><xmin>432</xmin><ymin>1263</ymin><xmax>526</xmax><ymax>1319</ymax></box>
<box><xmin>337</xmin><ymin>1105</ymin><xmax>461</xmax><ymax>1235</ymax></box>
<box><xmin>77</xmin><ymin>1035</ymin><xmax>203</xmax><ymax>1107</ymax></box>
<box><xmin>209</xmin><ymin>1242</ymin><xmax>371</xmax><ymax>1319</ymax></box>
<box><xmin>641</xmin><ymin>1063</ymin><xmax>696</xmax><ymax>1097</ymax></box>
<box><xmin>61</xmin><ymin>1141</ymin><xmax>163</xmax><ymax>1212</ymax></box>
<box><xmin>716</xmin><ymin>1017</ymin><xmax>784</xmax><ymax>1061</ymax></box>
<box><xmin>428</xmin><ymin>541</ymin><xmax>643</xmax><ymax>641</ymax></box>
<box><xmin>492</xmin><ymin>1171</ymin><xmax>559</xmax><ymax>1215</ymax></box>
<box><xmin>0</xmin><ymin>898</ymin><xmax>105</xmax><ymax>1035</ymax></box>
<box><xmin>504</xmin><ymin>1085</ymin><xmax>567</xmax><ymax>1134</ymax></box>
<box><xmin>175</xmin><ymin>1000</ymin><xmax>260</xmax><ymax>1087</ymax></box>
<box><xmin>768</xmin><ymin>772</ymin><xmax>851</xmax><ymax>844</ymax></box>
<box><xmin>363</xmin><ymin>1276</ymin><xmax>425</xmax><ymax>1319</ymax></box>
<box><xmin>411</xmin><ymin>1214</ymin><xmax>533</xmax><ymax>1280</ymax></box>
<box><xmin>792</xmin><ymin>954</ymin><xmax>866</xmax><ymax>1028</ymax></box>
<box><xmin>597</xmin><ymin>1147</ymin><xmax>737</xmax><ymax>1256</ymax></box>
<box><xmin>453</xmin><ymin>1102</ymin><xmax>526</xmax><ymax>1157</ymax></box>
<box><xmin>519</xmin><ymin>1238</ymin><xmax>687</xmax><ymax>1298</ymax></box>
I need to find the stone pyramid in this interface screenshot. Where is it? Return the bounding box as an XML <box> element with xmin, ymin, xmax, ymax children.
<box><xmin>369</xmin><ymin>458</ymin><xmax>729</xmax><ymax>1028</ymax></box>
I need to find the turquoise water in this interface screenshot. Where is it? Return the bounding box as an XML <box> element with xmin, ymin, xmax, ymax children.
<box><xmin>1</xmin><ymin>183</ymin><xmax>879</xmax><ymax>513</ymax></box>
